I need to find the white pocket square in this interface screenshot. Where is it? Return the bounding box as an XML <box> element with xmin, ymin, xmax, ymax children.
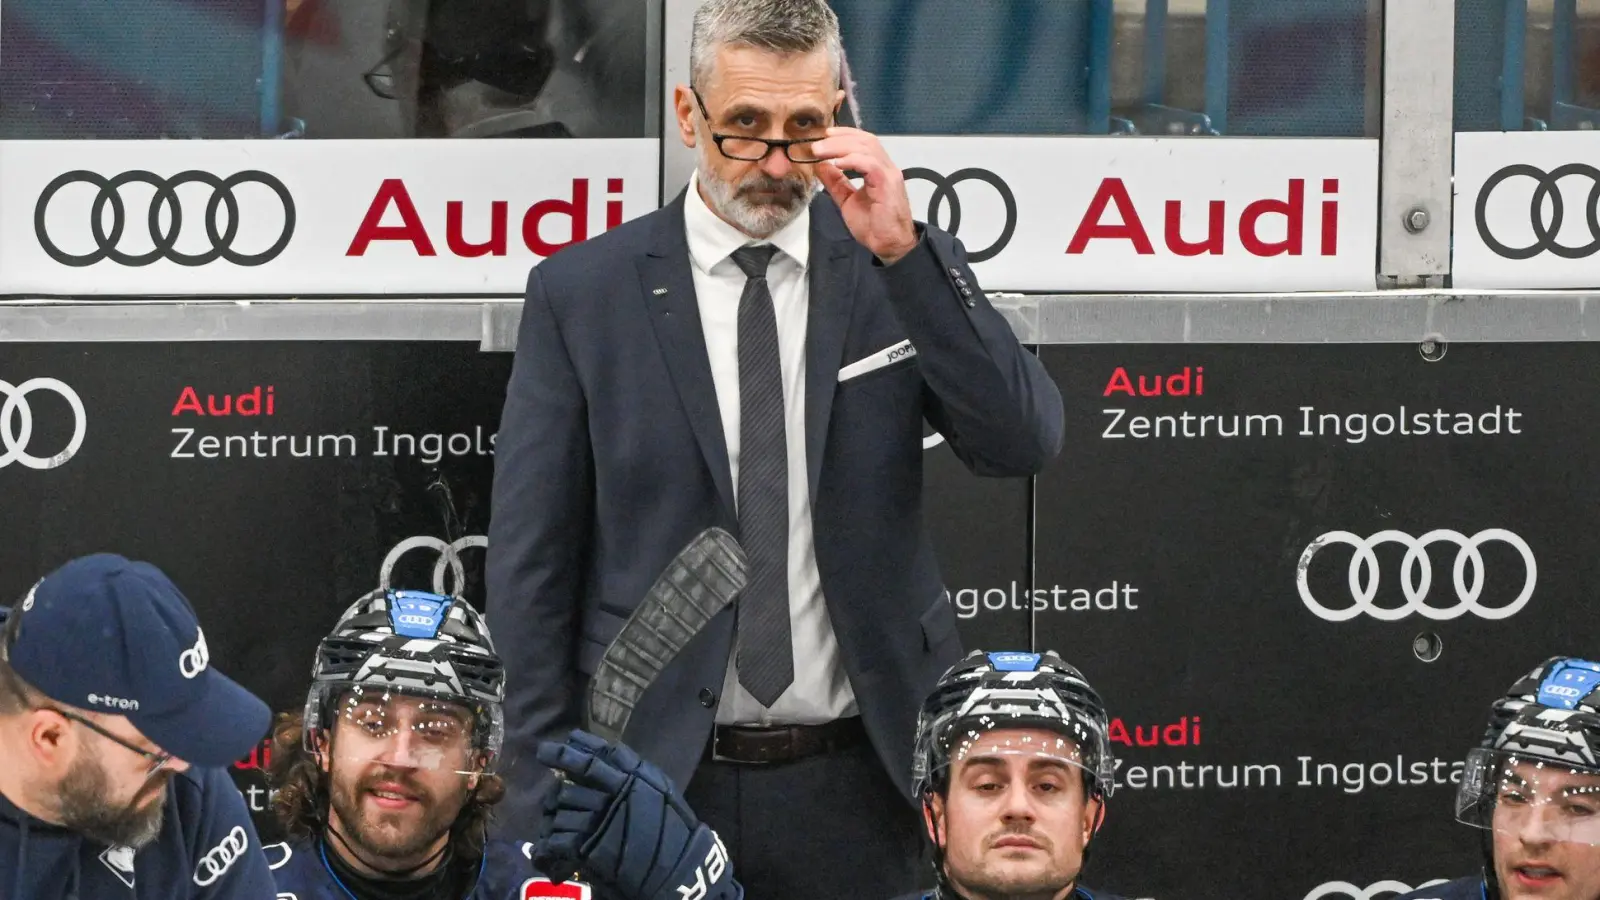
<box><xmin>838</xmin><ymin>339</ymin><xmax>917</xmax><ymax>382</ymax></box>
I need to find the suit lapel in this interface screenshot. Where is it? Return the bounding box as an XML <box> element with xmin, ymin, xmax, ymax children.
<box><xmin>803</xmin><ymin>196</ymin><xmax>859</xmax><ymax>504</ymax></box>
<box><xmin>638</xmin><ymin>190</ymin><xmax>736</xmax><ymax>519</ymax></box>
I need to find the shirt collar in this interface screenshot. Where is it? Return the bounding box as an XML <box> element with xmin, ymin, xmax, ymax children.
<box><xmin>684</xmin><ymin>169</ymin><xmax>811</xmax><ymax>276</ymax></box>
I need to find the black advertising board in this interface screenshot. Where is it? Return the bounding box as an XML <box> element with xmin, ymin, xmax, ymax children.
<box><xmin>0</xmin><ymin>340</ymin><xmax>1027</xmax><ymax>842</ymax></box>
<box><xmin>1036</xmin><ymin>343</ymin><xmax>1598</xmax><ymax>900</ymax></box>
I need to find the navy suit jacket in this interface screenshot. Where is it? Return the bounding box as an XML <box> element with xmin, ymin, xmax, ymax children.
<box><xmin>485</xmin><ymin>186</ymin><xmax>1064</xmax><ymax>835</ymax></box>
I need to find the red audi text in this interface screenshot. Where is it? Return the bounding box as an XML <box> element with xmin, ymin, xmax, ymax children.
<box><xmin>172</xmin><ymin>386</ymin><xmax>275</xmax><ymax>416</ymax></box>
<box><xmin>346</xmin><ymin>177</ymin><xmax>627</xmax><ymax>259</ymax></box>
<box><xmin>1067</xmin><ymin>178</ymin><xmax>1340</xmax><ymax>257</ymax></box>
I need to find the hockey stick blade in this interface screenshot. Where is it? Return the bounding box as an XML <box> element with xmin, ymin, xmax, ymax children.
<box><xmin>585</xmin><ymin>527</ymin><xmax>747</xmax><ymax>743</ymax></box>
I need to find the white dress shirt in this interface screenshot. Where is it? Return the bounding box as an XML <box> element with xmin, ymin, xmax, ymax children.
<box><xmin>682</xmin><ymin>172</ymin><xmax>859</xmax><ymax>726</ymax></box>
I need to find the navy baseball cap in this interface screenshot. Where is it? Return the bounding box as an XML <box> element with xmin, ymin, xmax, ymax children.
<box><xmin>5</xmin><ymin>553</ymin><xmax>270</xmax><ymax>768</ymax></box>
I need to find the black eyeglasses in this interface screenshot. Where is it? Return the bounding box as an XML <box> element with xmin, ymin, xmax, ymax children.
<box><xmin>48</xmin><ymin>708</ymin><xmax>174</xmax><ymax>779</ymax></box>
<box><xmin>692</xmin><ymin>88</ymin><xmax>830</xmax><ymax>163</ymax></box>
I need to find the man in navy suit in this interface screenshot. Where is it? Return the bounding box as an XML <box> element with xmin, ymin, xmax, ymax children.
<box><xmin>485</xmin><ymin>1</ymin><xmax>1064</xmax><ymax>897</ymax></box>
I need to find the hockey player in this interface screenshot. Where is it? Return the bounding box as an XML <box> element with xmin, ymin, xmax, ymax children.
<box><xmin>268</xmin><ymin>587</ymin><xmax>733</xmax><ymax>900</ymax></box>
<box><xmin>537</xmin><ymin>649</ymin><xmax>1126</xmax><ymax>900</ymax></box>
<box><xmin>1395</xmin><ymin>656</ymin><xmax>1600</xmax><ymax>900</ymax></box>
<box><xmin>0</xmin><ymin>553</ymin><xmax>277</xmax><ymax>899</ymax></box>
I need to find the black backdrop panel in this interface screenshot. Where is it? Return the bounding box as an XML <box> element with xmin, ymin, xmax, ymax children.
<box><xmin>0</xmin><ymin>341</ymin><xmax>1028</xmax><ymax>842</ymax></box>
<box><xmin>1037</xmin><ymin>343</ymin><xmax>1598</xmax><ymax>900</ymax></box>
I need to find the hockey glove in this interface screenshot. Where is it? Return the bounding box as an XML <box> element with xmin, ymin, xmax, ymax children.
<box><xmin>535</xmin><ymin>729</ymin><xmax>743</xmax><ymax>900</ymax></box>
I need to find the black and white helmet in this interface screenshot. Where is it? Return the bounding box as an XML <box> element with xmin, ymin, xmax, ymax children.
<box><xmin>1456</xmin><ymin>656</ymin><xmax>1600</xmax><ymax>853</ymax></box>
<box><xmin>912</xmin><ymin>650</ymin><xmax>1116</xmax><ymax>801</ymax></box>
<box><xmin>302</xmin><ymin>588</ymin><xmax>506</xmax><ymax>768</ymax></box>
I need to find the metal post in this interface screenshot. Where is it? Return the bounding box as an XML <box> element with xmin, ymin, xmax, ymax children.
<box><xmin>1088</xmin><ymin>0</ymin><xmax>1114</xmax><ymax>133</ymax></box>
<box><xmin>1204</xmin><ymin>0</ymin><xmax>1229</xmax><ymax>133</ymax></box>
<box><xmin>1502</xmin><ymin>0</ymin><xmax>1527</xmax><ymax>130</ymax></box>
<box><xmin>1378</xmin><ymin>0</ymin><xmax>1456</xmax><ymax>287</ymax></box>
<box><xmin>1142</xmin><ymin>0</ymin><xmax>1169</xmax><ymax>106</ymax></box>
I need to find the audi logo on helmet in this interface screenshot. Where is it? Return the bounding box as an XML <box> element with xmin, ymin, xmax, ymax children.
<box><xmin>0</xmin><ymin>378</ymin><xmax>86</xmax><ymax>471</ymax></box>
<box><xmin>1296</xmin><ymin>529</ymin><xmax>1536</xmax><ymax>622</ymax></box>
<box><xmin>34</xmin><ymin>170</ymin><xmax>296</xmax><ymax>268</ymax></box>
<box><xmin>1474</xmin><ymin>163</ymin><xmax>1600</xmax><ymax>260</ymax></box>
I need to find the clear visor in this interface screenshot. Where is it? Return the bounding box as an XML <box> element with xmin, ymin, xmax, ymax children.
<box><xmin>1456</xmin><ymin>749</ymin><xmax>1600</xmax><ymax>846</ymax></box>
<box><xmin>306</xmin><ymin>686</ymin><xmax>500</xmax><ymax>775</ymax></box>
<box><xmin>940</xmin><ymin>726</ymin><xmax>1101</xmax><ymax>793</ymax></box>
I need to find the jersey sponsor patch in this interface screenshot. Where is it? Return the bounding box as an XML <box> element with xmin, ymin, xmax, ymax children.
<box><xmin>522</xmin><ymin>877</ymin><xmax>592</xmax><ymax>899</ymax></box>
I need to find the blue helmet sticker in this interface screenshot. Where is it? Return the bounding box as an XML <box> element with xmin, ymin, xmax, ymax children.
<box><xmin>988</xmin><ymin>651</ymin><xmax>1042</xmax><ymax>672</ymax></box>
<box><xmin>389</xmin><ymin>590</ymin><xmax>453</xmax><ymax>639</ymax></box>
<box><xmin>1538</xmin><ymin>659</ymin><xmax>1600</xmax><ymax>710</ymax></box>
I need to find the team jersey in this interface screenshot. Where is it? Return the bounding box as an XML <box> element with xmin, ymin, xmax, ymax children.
<box><xmin>0</xmin><ymin>764</ymin><xmax>277</xmax><ymax>900</ymax></box>
<box><xmin>1392</xmin><ymin>877</ymin><xmax>1488</xmax><ymax>900</ymax></box>
<box><xmin>269</xmin><ymin>835</ymin><xmax>601</xmax><ymax>900</ymax></box>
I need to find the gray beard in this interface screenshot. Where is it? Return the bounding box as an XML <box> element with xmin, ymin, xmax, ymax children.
<box><xmin>697</xmin><ymin>156</ymin><xmax>812</xmax><ymax>238</ymax></box>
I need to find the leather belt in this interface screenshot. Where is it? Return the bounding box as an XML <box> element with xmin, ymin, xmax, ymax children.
<box><xmin>706</xmin><ymin>716</ymin><xmax>868</xmax><ymax>765</ymax></box>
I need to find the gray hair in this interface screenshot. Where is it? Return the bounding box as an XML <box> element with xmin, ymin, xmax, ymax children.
<box><xmin>689</xmin><ymin>0</ymin><xmax>844</xmax><ymax>90</ymax></box>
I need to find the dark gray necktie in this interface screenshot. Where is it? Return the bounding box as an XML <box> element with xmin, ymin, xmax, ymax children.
<box><xmin>730</xmin><ymin>244</ymin><xmax>793</xmax><ymax>707</ymax></box>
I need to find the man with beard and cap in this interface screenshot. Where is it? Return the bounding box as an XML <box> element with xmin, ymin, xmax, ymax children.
<box><xmin>1394</xmin><ymin>656</ymin><xmax>1600</xmax><ymax>900</ymax></box>
<box><xmin>0</xmin><ymin>553</ymin><xmax>277</xmax><ymax>900</ymax></box>
<box><xmin>533</xmin><ymin>650</ymin><xmax>1126</xmax><ymax>900</ymax></box>
<box><xmin>267</xmin><ymin>587</ymin><xmax>738</xmax><ymax>900</ymax></box>
<box><xmin>486</xmin><ymin>0</ymin><xmax>1064</xmax><ymax>896</ymax></box>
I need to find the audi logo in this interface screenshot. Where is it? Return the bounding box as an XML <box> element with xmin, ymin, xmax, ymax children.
<box><xmin>1303</xmin><ymin>880</ymin><xmax>1448</xmax><ymax>900</ymax></box>
<box><xmin>193</xmin><ymin>825</ymin><xmax>250</xmax><ymax>886</ymax></box>
<box><xmin>379</xmin><ymin>535</ymin><xmax>488</xmax><ymax>596</ymax></box>
<box><xmin>1297</xmin><ymin>529</ymin><xmax>1536</xmax><ymax>622</ymax></box>
<box><xmin>35</xmin><ymin>170</ymin><xmax>295</xmax><ymax>267</ymax></box>
<box><xmin>901</xmin><ymin>167</ymin><xmax>1017</xmax><ymax>263</ymax></box>
<box><xmin>1</xmin><ymin>378</ymin><xmax>86</xmax><ymax>471</ymax></box>
<box><xmin>1474</xmin><ymin>163</ymin><xmax>1600</xmax><ymax>260</ymax></box>
<box><xmin>179</xmin><ymin>627</ymin><xmax>210</xmax><ymax>680</ymax></box>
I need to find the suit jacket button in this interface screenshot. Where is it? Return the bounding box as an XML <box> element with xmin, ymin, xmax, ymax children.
<box><xmin>699</xmin><ymin>688</ymin><xmax>716</xmax><ymax>707</ymax></box>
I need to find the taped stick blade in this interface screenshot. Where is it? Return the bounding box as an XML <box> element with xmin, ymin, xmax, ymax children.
<box><xmin>586</xmin><ymin>527</ymin><xmax>747</xmax><ymax>743</ymax></box>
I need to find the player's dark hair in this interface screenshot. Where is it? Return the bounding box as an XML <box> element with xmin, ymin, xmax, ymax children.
<box><xmin>267</xmin><ymin>709</ymin><xmax>505</xmax><ymax>861</ymax></box>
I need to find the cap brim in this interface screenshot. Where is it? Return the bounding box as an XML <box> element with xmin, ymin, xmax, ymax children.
<box><xmin>131</xmin><ymin>668</ymin><xmax>271</xmax><ymax>769</ymax></box>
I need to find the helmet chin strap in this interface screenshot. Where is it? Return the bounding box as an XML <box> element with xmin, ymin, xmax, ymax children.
<box><xmin>1478</xmin><ymin>827</ymin><xmax>1501</xmax><ymax>900</ymax></box>
<box><xmin>324</xmin><ymin>819</ymin><xmax>451</xmax><ymax>880</ymax></box>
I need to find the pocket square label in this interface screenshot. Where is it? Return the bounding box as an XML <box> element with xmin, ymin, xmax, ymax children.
<box><xmin>839</xmin><ymin>340</ymin><xmax>917</xmax><ymax>381</ymax></box>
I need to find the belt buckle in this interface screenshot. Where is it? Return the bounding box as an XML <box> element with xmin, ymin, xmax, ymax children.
<box><xmin>710</xmin><ymin>728</ymin><xmax>738</xmax><ymax>763</ymax></box>
<box><xmin>710</xmin><ymin>726</ymin><xmax>776</xmax><ymax>765</ymax></box>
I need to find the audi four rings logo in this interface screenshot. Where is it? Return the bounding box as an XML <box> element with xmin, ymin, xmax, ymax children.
<box><xmin>1297</xmin><ymin>529</ymin><xmax>1536</xmax><ymax>622</ymax></box>
<box><xmin>1474</xmin><ymin>163</ymin><xmax>1600</xmax><ymax>260</ymax></box>
<box><xmin>35</xmin><ymin>170</ymin><xmax>296</xmax><ymax>267</ymax></box>
<box><xmin>901</xmin><ymin>167</ymin><xmax>1017</xmax><ymax>263</ymax></box>
<box><xmin>194</xmin><ymin>825</ymin><xmax>250</xmax><ymax>886</ymax></box>
<box><xmin>0</xmin><ymin>378</ymin><xmax>86</xmax><ymax>470</ymax></box>
<box><xmin>379</xmin><ymin>535</ymin><xmax>488</xmax><ymax>595</ymax></box>
<box><xmin>1303</xmin><ymin>880</ymin><xmax>1448</xmax><ymax>900</ymax></box>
